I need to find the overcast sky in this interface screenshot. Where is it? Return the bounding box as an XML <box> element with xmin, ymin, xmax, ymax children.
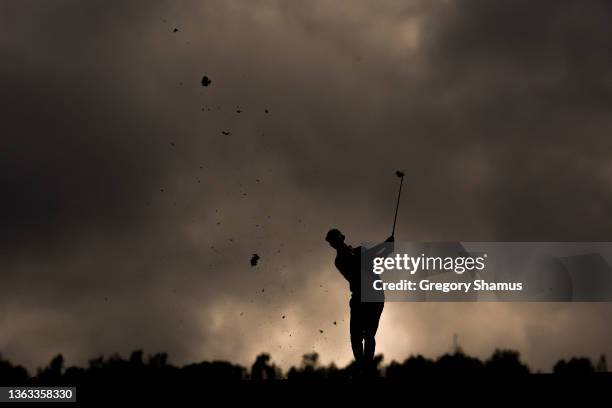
<box><xmin>2</xmin><ymin>0</ymin><xmax>612</xmax><ymax>373</ymax></box>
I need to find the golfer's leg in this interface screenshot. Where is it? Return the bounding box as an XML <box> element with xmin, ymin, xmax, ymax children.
<box><xmin>363</xmin><ymin>302</ymin><xmax>384</xmax><ymax>364</ymax></box>
<box><xmin>349</xmin><ymin>299</ymin><xmax>364</xmax><ymax>364</ymax></box>
<box><xmin>364</xmin><ymin>336</ymin><xmax>376</xmax><ymax>363</ymax></box>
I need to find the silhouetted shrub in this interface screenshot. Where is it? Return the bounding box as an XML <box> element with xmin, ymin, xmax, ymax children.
<box><xmin>553</xmin><ymin>357</ymin><xmax>594</xmax><ymax>375</ymax></box>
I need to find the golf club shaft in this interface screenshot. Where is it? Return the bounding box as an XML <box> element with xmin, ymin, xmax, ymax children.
<box><xmin>392</xmin><ymin>176</ymin><xmax>404</xmax><ymax>237</ymax></box>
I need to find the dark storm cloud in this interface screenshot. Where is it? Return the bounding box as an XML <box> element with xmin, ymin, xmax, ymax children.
<box><xmin>0</xmin><ymin>0</ymin><xmax>171</xmax><ymax>253</ymax></box>
<box><xmin>2</xmin><ymin>0</ymin><xmax>612</xmax><ymax>372</ymax></box>
<box><xmin>418</xmin><ymin>0</ymin><xmax>612</xmax><ymax>240</ymax></box>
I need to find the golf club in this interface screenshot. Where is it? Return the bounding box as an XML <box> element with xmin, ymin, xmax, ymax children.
<box><xmin>391</xmin><ymin>170</ymin><xmax>405</xmax><ymax>238</ymax></box>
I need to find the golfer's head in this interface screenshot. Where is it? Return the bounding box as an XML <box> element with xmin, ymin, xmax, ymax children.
<box><xmin>325</xmin><ymin>228</ymin><xmax>345</xmax><ymax>249</ymax></box>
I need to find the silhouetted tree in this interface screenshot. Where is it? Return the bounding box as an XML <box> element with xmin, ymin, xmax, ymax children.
<box><xmin>288</xmin><ymin>352</ymin><xmax>321</xmax><ymax>380</ymax></box>
<box><xmin>485</xmin><ymin>349</ymin><xmax>529</xmax><ymax>376</ymax></box>
<box><xmin>36</xmin><ymin>354</ymin><xmax>64</xmax><ymax>384</ymax></box>
<box><xmin>129</xmin><ymin>350</ymin><xmax>144</xmax><ymax>366</ymax></box>
<box><xmin>0</xmin><ymin>353</ymin><xmax>29</xmax><ymax>385</ymax></box>
<box><xmin>387</xmin><ymin>355</ymin><xmax>435</xmax><ymax>379</ymax></box>
<box><xmin>595</xmin><ymin>354</ymin><xmax>608</xmax><ymax>373</ymax></box>
<box><xmin>251</xmin><ymin>353</ymin><xmax>279</xmax><ymax>380</ymax></box>
<box><xmin>148</xmin><ymin>352</ymin><xmax>169</xmax><ymax>369</ymax></box>
<box><xmin>553</xmin><ymin>357</ymin><xmax>594</xmax><ymax>375</ymax></box>
<box><xmin>435</xmin><ymin>351</ymin><xmax>484</xmax><ymax>376</ymax></box>
<box><xmin>182</xmin><ymin>361</ymin><xmax>246</xmax><ymax>381</ymax></box>
<box><xmin>2</xmin><ymin>346</ymin><xmax>611</xmax><ymax>396</ymax></box>
<box><xmin>286</xmin><ymin>352</ymin><xmax>351</xmax><ymax>380</ymax></box>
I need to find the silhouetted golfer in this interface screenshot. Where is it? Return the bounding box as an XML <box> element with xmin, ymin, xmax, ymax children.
<box><xmin>325</xmin><ymin>229</ymin><xmax>394</xmax><ymax>375</ymax></box>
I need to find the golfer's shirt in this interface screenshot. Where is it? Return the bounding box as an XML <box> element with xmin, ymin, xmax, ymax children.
<box><xmin>335</xmin><ymin>245</ymin><xmax>362</xmax><ymax>296</ymax></box>
<box><xmin>335</xmin><ymin>244</ymin><xmax>390</xmax><ymax>303</ymax></box>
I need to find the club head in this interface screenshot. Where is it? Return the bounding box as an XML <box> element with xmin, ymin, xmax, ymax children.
<box><xmin>395</xmin><ymin>170</ymin><xmax>405</xmax><ymax>178</ymax></box>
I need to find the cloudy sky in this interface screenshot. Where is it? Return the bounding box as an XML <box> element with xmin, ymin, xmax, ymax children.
<box><xmin>2</xmin><ymin>0</ymin><xmax>612</xmax><ymax>373</ymax></box>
